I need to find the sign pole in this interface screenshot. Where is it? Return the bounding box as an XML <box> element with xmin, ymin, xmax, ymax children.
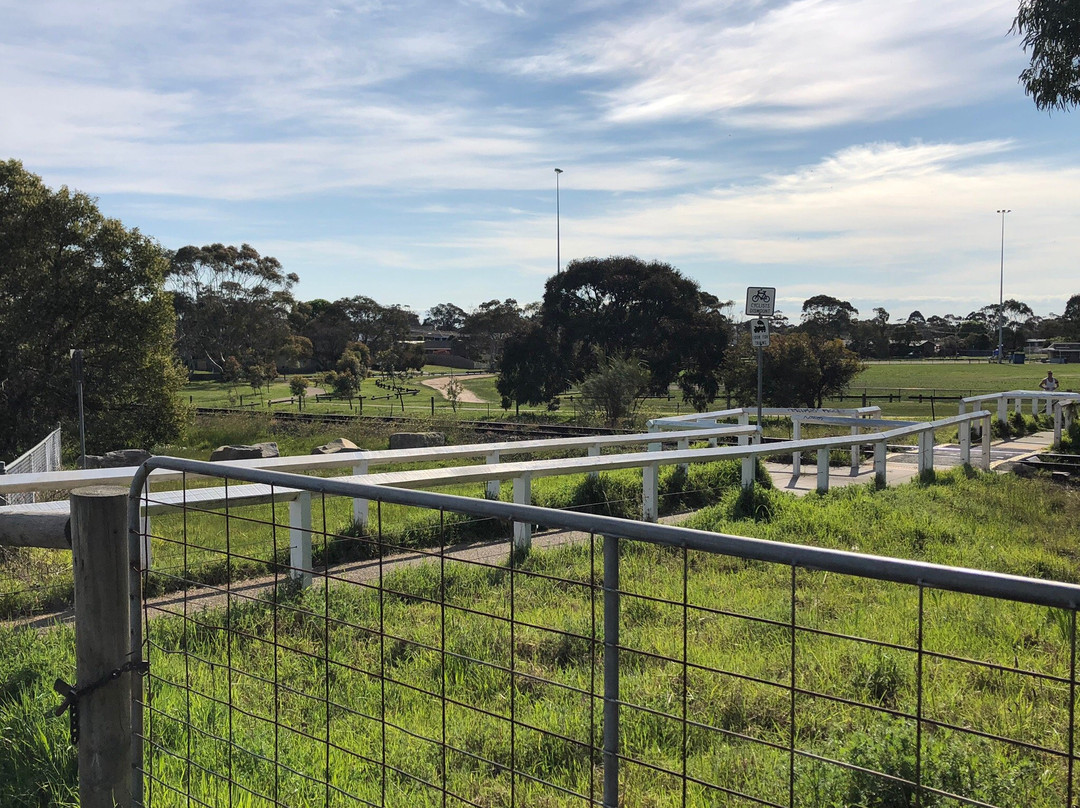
<box><xmin>745</xmin><ymin>287</ymin><xmax>775</xmax><ymax>439</ymax></box>
<box><xmin>756</xmin><ymin>346</ymin><xmax>763</xmax><ymax>430</ymax></box>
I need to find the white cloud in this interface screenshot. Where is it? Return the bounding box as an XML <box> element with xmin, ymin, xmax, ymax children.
<box><xmin>512</xmin><ymin>0</ymin><xmax>1023</xmax><ymax>129</ymax></box>
<box><xmin>441</xmin><ymin>140</ymin><xmax>1080</xmax><ymax>316</ymax></box>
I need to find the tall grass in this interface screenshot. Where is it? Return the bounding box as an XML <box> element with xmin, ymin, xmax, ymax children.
<box><xmin>4</xmin><ymin>470</ymin><xmax>1080</xmax><ymax>805</ymax></box>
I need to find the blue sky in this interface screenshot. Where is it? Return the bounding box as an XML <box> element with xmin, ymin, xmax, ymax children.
<box><xmin>3</xmin><ymin>0</ymin><xmax>1078</xmax><ymax>323</ymax></box>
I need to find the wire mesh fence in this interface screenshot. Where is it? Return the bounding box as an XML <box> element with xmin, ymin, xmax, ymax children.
<box><xmin>132</xmin><ymin>459</ymin><xmax>1080</xmax><ymax>808</ymax></box>
<box><xmin>0</xmin><ymin>425</ymin><xmax>62</xmax><ymax>506</ymax></box>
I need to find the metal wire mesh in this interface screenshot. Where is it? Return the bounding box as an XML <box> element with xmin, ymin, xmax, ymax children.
<box><xmin>132</xmin><ymin>463</ymin><xmax>1080</xmax><ymax>808</ymax></box>
<box><xmin>0</xmin><ymin>425</ymin><xmax>62</xmax><ymax>506</ymax></box>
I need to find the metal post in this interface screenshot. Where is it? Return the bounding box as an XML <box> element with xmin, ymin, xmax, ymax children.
<box><xmin>71</xmin><ymin>486</ymin><xmax>133</xmax><ymax>808</ymax></box>
<box><xmin>72</xmin><ymin>350</ymin><xmax>87</xmax><ymax>469</ymax></box>
<box><xmin>555</xmin><ymin>168</ymin><xmax>563</xmax><ymax>274</ymax></box>
<box><xmin>602</xmin><ymin>534</ymin><xmax>620</xmax><ymax>808</ymax></box>
<box><xmin>996</xmin><ymin>209</ymin><xmax>1009</xmax><ymax>363</ymax></box>
<box><xmin>756</xmin><ymin>346</ymin><xmax>764</xmax><ymax>429</ymax></box>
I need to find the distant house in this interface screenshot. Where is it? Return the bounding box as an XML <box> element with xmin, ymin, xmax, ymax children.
<box><xmin>413</xmin><ymin>328</ymin><xmax>482</xmax><ymax>370</ymax></box>
<box><xmin>1047</xmin><ymin>343</ymin><xmax>1080</xmax><ymax>363</ymax></box>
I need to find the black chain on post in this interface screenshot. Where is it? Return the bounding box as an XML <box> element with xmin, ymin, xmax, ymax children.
<box><xmin>53</xmin><ymin>659</ymin><xmax>149</xmax><ymax>745</ymax></box>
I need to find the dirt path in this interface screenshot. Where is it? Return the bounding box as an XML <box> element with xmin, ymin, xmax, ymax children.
<box><xmin>420</xmin><ymin>374</ymin><xmax>492</xmax><ymax>404</ymax></box>
<box><xmin>11</xmin><ymin>514</ymin><xmax>695</xmax><ymax>630</ymax></box>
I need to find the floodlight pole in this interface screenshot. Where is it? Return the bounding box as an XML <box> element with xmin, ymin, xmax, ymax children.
<box><xmin>555</xmin><ymin>168</ymin><xmax>563</xmax><ymax>274</ymax></box>
<box><xmin>996</xmin><ymin>209</ymin><xmax>1010</xmax><ymax>364</ymax></box>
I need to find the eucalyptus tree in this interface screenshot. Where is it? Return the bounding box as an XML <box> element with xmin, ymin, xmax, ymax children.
<box><xmin>498</xmin><ymin>256</ymin><xmax>731</xmax><ymax>410</ymax></box>
<box><xmin>0</xmin><ymin>160</ymin><xmax>187</xmax><ymax>455</ymax></box>
<box><xmin>168</xmin><ymin>243</ymin><xmax>298</xmax><ymax>375</ymax></box>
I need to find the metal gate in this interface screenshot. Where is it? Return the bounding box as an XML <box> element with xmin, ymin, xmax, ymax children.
<box><xmin>128</xmin><ymin>457</ymin><xmax>1080</xmax><ymax>807</ymax></box>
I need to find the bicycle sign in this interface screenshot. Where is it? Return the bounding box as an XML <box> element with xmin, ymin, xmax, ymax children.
<box><xmin>745</xmin><ymin>286</ymin><xmax>776</xmax><ymax>316</ymax></box>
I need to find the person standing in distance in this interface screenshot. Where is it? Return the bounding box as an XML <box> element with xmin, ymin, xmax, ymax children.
<box><xmin>1039</xmin><ymin>370</ymin><xmax>1058</xmax><ymax>392</ymax></box>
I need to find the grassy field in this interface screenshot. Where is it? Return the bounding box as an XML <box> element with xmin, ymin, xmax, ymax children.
<box><xmin>181</xmin><ymin>360</ymin><xmax>1080</xmax><ymax>425</ymax></box>
<box><xmin>3</xmin><ymin>470</ymin><xmax>1080</xmax><ymax>806</ymax></box>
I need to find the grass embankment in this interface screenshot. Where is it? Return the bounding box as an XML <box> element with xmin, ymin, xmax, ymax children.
<box><xmin>4</xmin><ymin>470</ymin><xmax>1080</xmax><ymax>806</ymax></box>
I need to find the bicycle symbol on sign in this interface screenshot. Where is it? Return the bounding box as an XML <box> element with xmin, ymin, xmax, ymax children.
<box><xmin>751</xmin><ymin>289</ymin><xmax>771</xmax><ymax>304</ymax></box>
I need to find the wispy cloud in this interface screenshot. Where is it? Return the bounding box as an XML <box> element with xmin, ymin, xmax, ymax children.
<box><xmin>512</xmin><ymin>0</ymin><xmax>1022</xmax><ymax>129</ymax></box>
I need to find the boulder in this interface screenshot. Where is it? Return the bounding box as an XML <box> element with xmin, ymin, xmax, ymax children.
<box><xmin>210</xmin><ymin>442</ymin><xmax>280</xmax><ymax>462</ymax></box>
<box><xmin>100</xmin><ymin>448</ymin><xmax>153</xmax><ymax>468</ymax></box>
<box><xmin>389</xmin><ymin>432</ymin><xmax>446</xmax><ymax>450</ymax></box>
<box><xmin>78</xmin><ymin>449</ymin><xmax>153</xmax><ymax>469</ymax></box>
<box><xmin>312</xmin><ymin>438</ymin><xmax>362</xmax><ymax>455</ymax></box>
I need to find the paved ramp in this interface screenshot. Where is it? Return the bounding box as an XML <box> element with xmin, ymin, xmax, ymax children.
<box><xmin>765</xmin><ymin>431</ymin><xmax>1056</xmax><ymax>495</ymax></box>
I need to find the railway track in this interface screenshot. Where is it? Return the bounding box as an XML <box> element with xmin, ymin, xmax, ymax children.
<box><xmin>194</xmin><ymin>407</ymin><xmax>628</xmax><ymax>439</ymax></box>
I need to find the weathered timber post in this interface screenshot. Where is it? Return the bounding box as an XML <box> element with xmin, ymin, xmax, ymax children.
<box><xmin>70</xmin><ymin>486</ymin><xmax>133</xmax><ymax>808</ymax></box>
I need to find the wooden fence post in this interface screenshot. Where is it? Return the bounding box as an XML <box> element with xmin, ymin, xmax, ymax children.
<box><xmin>70</xmin><ymin>485</ymin><xmax>133</xmax><ymax>808</ymax></box>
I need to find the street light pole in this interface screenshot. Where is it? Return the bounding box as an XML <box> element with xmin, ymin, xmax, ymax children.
<box><xmin>555</xmin><ymin>168</ymin><xmax>563</xmax><ymax>274</ymax></box>
<box><xmin>996</xmin><ymin>209</ymin><xmax>1010</xmax><ymax>364</ymax></box>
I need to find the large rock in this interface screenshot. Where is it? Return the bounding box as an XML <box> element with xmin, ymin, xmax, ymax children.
<box><xmin>210</xmin><ymin>442</ymin><xmax>280</xmax><ymax>462</ymax></box>
<box><xmin>389</xmin><ymin>432</ymin><xmax>446</xmax><ymax>450</ymax></box>
<box><xmin>78</xmin><ymin>449</ymin><xmax>153</xmax><ymax>469</ymax></box>
<box><xmin>311</xmin><ymin>438</ymin><xmax>362</xmax><ymax>455</ymax></box>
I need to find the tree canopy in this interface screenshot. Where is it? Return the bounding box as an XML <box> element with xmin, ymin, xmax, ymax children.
<box><xmin>0</xmin><ymin>160</ymin><xmax>187</xmax><ymax>456</ymax></box>
<box><xmin>498</xmin><ymin>256</ymin><xmax>731</xmax><ymax>409</ymax></box>
<box><xmin>720</xmin><ymin>332</ymin><xmax>865</xmax><ymax>409</ymax></box>
<box><xmin>1013</xmin><ymin>0</ymin><xmax>1080</xmax><ymax>111</ymax></box>
<box><xmin>168</xmin><ymin>243</ymin><xmax>298</xmax><ymax>375</ymax></box>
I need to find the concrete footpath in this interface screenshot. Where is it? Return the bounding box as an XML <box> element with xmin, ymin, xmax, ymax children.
<box><xmin>764</xmin><ymin>431</ymin><xmax>1057</xmax><ymax>496</ymax></box>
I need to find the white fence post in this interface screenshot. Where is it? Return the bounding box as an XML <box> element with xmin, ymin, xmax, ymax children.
<box><xmin>850</xmin><ymin>425</ymin><xmax>860</xmax><ymax>475</ymax></box>
<box><xmin>998</xmin><ymin>396</ymin><xmax>1007</xmax><ymax>424</ymax></box>
<box><xmin>816</xmin><ymin>449</ymin><xmax>829</xmax><ymax>493</ymax></box>
<box><xmin>959</xmin><ymin>419</ymin><xmax>971</xmax><ymax>465</ymax></box>
<box><xmin>643</xmin><ymin>463</ymin><xmax>659</xmax><ymax>521</ymax></box>
<box><xmin>352</xmin><ymin>459</ymin><xmax>370</xmax><ymax>529</ymax></box>
<box><xmin>289</xmin><ymin>492</ymin><xmax>312</xmax><ymax>587</ymax></box>
<box><xmin>792</xmin><ymin>418</ymin><xmax>802</xmax><ymax>476</ymax></box>
<box><xmin>486</xmin><ymin>451</ymin><xmax>502</xmax><ymax>499</ymax></box>
<box><xmin>982</xmin><ymin>415</ymin><xmax>992</xmax><ymax>471</ymax></box>
<box><xmin>513</xmin><ymin>474</ymin><xmax>532</xmax><ymax>551</ymax></box>
<box><xmin>741</xmin><ymin>455</ymin><xmax>755</xmax><ymax>490</ymax></box>
<box><xmin>874</xmin><ymin>442</ymin><xmax>887</xmax><ymax>487</ymax></box>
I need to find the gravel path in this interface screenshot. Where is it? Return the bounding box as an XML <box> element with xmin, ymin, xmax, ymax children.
<box><xmin>420</xmin><ymin>374</ymin><xmax>492</xmax><ymax>404</ymax></box>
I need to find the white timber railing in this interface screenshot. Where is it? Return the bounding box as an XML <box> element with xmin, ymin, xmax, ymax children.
<box><xmin>0</xmin><ymin>410</ymin><xmax>994</xmax><ymax>572</ymax></box>
<box><xmin>961</xmin><ymin>390</ymin><xmax>1080</xmax><ymax>430</ymax></box>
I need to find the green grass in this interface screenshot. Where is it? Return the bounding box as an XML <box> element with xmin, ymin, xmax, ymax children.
<box><xmin>4</xmin><ymin>471</ymin><xmax>1080</xmax><ymax>806</ymax></box>
<box><xmin>0</xmin><ymin>408</ymin><xmax>760</xmax><ymax>618</ymax></box>
<box><xmin>182</xmin><ymin>359</ymin><xmax>1079</xmax><ymax>425</ymax></box>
